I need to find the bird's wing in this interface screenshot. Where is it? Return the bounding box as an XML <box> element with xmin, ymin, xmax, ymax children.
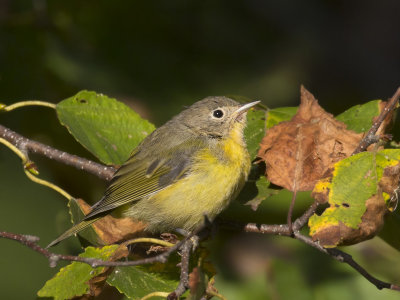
<box><xmin>46</xmin><ymin>216</ymin><xmax>102</xmax><ymax>248</ymax></box>
<box><xmin>47</xmin><ymin>137</ymin><xmax>206</xmax><ymax>248</ymax></box>
<box><xmin>84</xmin><ymin>140</ymin><xmax>202</xmax><ymax>219</ymax></box>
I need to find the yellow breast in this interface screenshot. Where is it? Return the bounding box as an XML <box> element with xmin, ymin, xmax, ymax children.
<box><xmin>134</xmin><ymin>122</ymin><xmax>251</xmax><ymax>232</ymax></box>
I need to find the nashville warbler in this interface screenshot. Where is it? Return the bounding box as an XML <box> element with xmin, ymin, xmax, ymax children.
<box><xmin>48</xmin><ymin>96</ymin><xmax>259</xmax><ymax>247</ymax></box>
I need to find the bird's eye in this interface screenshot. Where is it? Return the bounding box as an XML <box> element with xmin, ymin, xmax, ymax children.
<box><xmin>212</xmin><ymin>109</ymin><xmax>224</xmax><ymax>118</ymax></box>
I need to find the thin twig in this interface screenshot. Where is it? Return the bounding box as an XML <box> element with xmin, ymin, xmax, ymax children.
<box><xmin>167</xmin><ymin>239</ymin><xmax>193</xmax><ymax>300</ymax></box>
<box><xmin>229</xmin><ymin>211</ymin><xmax>400</xmax><ymax>292</ymax></box>
<box><xmin>0</xmin><ymin>231</ymin><xmax>176</xmax><ymax>268</ymax></box>
<box><xmin>293</xmin><ymin>200</ymin><xmax>319</xmax><ymax>231</ymax></box>
<box><xmin>243</xmin><ymin>223</ymin><xmax>290</xmax><ymax>235</ymax></box>
<box><xmin>287</xmin><ymin>190</ymin><xmax>297</xmax><ymax>236</ymax></box>
<box><xmin>0</xmin><ymin>124</ymin><xmax>115</xmax><ymax>181</ymax></box>
<box><xmin>240</xmin><ymin>200</ymin><xmax>319</xmax><ymax>235</ymax></box>
<box><xmin>352</xmin><ymin>87</ymin><xmax>400</xmax><ymax>155</ymax></box>
<box><xmin>326</xmin><ymin>248</ymin><xmax>397</xmax><ymax>290</ymax></box>
<box><xmin>294</xmin><ymin>233</ymin><xmax>400</xmax><ymax>291</ymax></box>
<box><xmin>0</xmin><ymin>226</ymin><xmax>205</xmax><ymax>268</ymax></box>
<box><xmin>0</xmin><ymin>231</ymin><xmax>100</xmax><ymax>268</ymax></box>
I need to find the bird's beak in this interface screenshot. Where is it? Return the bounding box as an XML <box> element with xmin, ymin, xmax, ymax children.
<box><xmin>235</xmin><ymin>100</ymin><xmax>261</xmax><ymax>114</ymax></box>
<box><xmin>233</xmin><ymin>100</ymin><xmax>261</xmax><ymax>122</ymax></box>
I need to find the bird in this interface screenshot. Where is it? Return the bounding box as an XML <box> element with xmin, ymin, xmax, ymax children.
<box><xmin>48</xmin><ymin>96</ymin><xmax>260</xmax><ymax>247</ymax></box>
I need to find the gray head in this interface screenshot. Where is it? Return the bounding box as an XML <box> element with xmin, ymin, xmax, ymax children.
<box><xmin>173</xmin><ymin>96</ymin><xmax>259</xmax><ymax>138</ymax></box>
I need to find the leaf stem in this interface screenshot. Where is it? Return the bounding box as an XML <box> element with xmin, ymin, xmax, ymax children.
<box><xmin>140</xmin><ymin>292</ymin><xmax>170</xmax><ymax>300</ymax></box>
<box><xmin>353</xmin><ymin>87</ymin><xmax>400</xmax><ymax>154</ymax></box>
<box><xmin>0</xmin><ymin>137</ymin><xmax>27</xmax><ymax>162</ymax></box>
<box><xmin>122</xmin><ymin>237</ymin><xmax>174</xmax><ymax>248</ymax></box>
<box><xmin>0</xmin><ymin>136</ymin><xmax>74</xmax><ymax>201</ymax></box>
<box><xmin>1</xmin><ymin>100</ymin><xmax>56</xmax><ymax>111</ymax></box>
<box><xmin>24</xmin><ymin>169</ymin><xmax>74</xmax><ymax>201</ymax></box>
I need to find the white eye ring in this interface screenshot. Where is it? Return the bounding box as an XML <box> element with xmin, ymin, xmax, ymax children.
<box><xmin>212</xmin><ymin>109</ymin><xmax>224</xmax><ymax>119</ymax></box>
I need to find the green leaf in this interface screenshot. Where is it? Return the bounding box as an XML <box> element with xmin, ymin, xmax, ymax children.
<box><xmin>37</xmin><ymin>245</ymin><xmax>119</xmax><ymax>300</ymax></box>
<box><xmin>68</xmin><ymin>198</ymin><xmax>103</xmax><ymax>247</ymax></box>
<box><xmin>309</xmin><ymin>149</ymin><xmax>400</xmax><ymax>247</ymax></box>
<box><xmin>244</xmin><ymin>107</ymin><xmax>298</xmax><ymax>160</ymax></box>
<box><xmin>266</xmin><ymin>106</ymin><xmax>298</xmax><ymax>129</ymax></box>
<box><xmin>56</xmin><ymin>91</ymin><xmax>155</xmax><ymax>165</ymax></box>
<box><xmin>107</xmin><ymin>265</ymin><xmax>178</xmax><ymax>299</ymax></box>
<box><xmin>336</xmin><ymin>100</ymin><xmax>381</xmax><ymax>133</ymax></box>
<box><xmin>244</xmin><ymin>176</ymin><xmax>277</xmax><ymax>211</ymax></box>
<box><xmin>245</xmin><ymin>109</ymin><xmax>266</xmax><ymax>159</ymax></box>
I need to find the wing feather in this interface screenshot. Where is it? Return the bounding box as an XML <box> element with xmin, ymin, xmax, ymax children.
<box><xmin>47</xmin><ymin>137</ymin><xmax>207</xmax><ymax>247</ymax></box>
<box><xmin>47</xmin><ymin>216</ymin><xmax>101</xmax><ymax>248</ymax></box>
<box><xmin>84</xmin><ymin>140</ymin><xmax>205</xmax><ymax>220</ymax></box>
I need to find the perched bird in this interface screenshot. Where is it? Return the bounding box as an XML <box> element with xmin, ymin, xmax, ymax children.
<box><xmin>48</xmin><ymin>96</ymin><xmax>259</xmax><ymax>247</ymax></box>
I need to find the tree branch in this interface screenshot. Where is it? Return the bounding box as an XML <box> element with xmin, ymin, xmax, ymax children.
<box><xmin>0</xmin><ymin>226</ymin><xmax>205</xmax><ymax>269</ymax></box>
<box><xmin>294</xmin><ymin>233</ymin><xmax>400</xmax><ymax>291</ymax></box>
<box><xmin>225</xmin><ymin>215</ymin><xmax>400</xmax><ymax>293</ymax></box>
<box><xmin>0</xmin><ymin>124</ymin><xmax>115</xmax><ymax>181</ymax></box>
<box><xmin>293</xmin><ymin>200</ymin><xmax>319</xmax><ymax>231</ymax></box>
<box><xmin>2</xmin><ymin>218</ymin><xmax>400</xmax><ymax>293</ymax></box>
<box><xmin>352</xmin><ymin>87</ymin><xmax>400</xmax><ymax>155</ymax></box>
<box><xmin>167</xmin><ymin>238</ymin><xmax>194</xmax><ymax>300</ymax></box>
<box><xmin>238</xmin><ymin>200</ymin><xmax>319</xmax><ymax>236</ymax></box>
<box><xmin>0</xmin><ymin>231</ymin><xmax>100</xmax><ymax>268</ymax></box>
<box><xmin>223</xmin><ymin>205</ymin><xmax>400</xmax><ymax>292</ymax></box>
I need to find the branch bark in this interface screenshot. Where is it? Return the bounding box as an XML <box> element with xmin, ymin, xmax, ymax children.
<box><xmin>294</xmin><ymin>233</ymin><xmax>400</xmax><ymax>291</ymax></box>
<box><xmin>0</xmin><ymin>124</ymin><xmax>115</xmax><ymax>181</ymax></box>
<box><xmin>167</xmin><ymin>238</ymin><xmax>194</xmax><ymax>300</ymax></box>
<box><xmin>0</xmin><ymin>229</ymin><xmax>198</xmax><ymax>268</ymax></box>
<box><xmin>352</xmin><ymin>87</ymin><xmax>400</xmax><ymax>155</ymax></box>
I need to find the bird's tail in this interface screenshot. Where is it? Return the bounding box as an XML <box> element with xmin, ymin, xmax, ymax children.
<box><xmin>46</xmin><ymin>217</ymin><xmax>101</xmax><ymax>248</ymax></box>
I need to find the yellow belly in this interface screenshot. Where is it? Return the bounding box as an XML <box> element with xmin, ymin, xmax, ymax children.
<box><xmin>125</xmin><ymin>123</ymin><xmax>251</xmax><ymax>232</ymax></box>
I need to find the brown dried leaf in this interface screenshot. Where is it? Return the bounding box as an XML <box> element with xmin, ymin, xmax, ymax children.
<box><xmin>258</xmin><ymin>86</ymin><xmax>363</xmax><ymax>191</ymax></box>
<box><xmin>77</xmin><ymin>199</ymin><xmax>148</xmax><ymax>245</ymax></box>
<box><xmin>380</xmin><ymin>162</ymin><xmax>400</xmax><ymax>194</ymax></box>
<box><xmin>380</xmin><ymin>163</ymin><xmax>400</xmax><ymax>212</ymax></box>
<box><xmin>146</xmin><ymin>245</ymin><xmax>169</xmax><ymax>254</ymax></box>
<box><xmin>160</xmin><ymin>232</ymin><xmax>179</xmax><ymax>244</ymax></box>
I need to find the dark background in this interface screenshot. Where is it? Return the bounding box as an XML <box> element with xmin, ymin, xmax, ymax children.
<box><xmin>0</xmin><ymin>1</ymin><xmax>399</xmax><ymax>299</ymax></box>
